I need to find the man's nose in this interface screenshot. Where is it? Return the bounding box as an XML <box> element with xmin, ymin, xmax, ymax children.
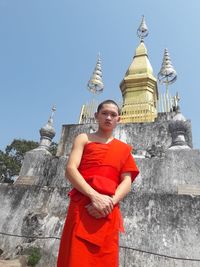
<box><xmin>106</xmin><ymin>114</ymin><xmax>112</xmax><ymax>119</ymax></box>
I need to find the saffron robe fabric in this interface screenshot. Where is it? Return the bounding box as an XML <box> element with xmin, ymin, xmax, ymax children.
<box><xmin>57</xmin><ymin>138</ymin><xmax>139</xmax><ymax>267</ymax></box>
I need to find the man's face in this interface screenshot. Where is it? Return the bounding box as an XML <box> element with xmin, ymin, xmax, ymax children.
<box><xmin>95</xmin><ymin>103</ymin><xmax>120</xmax><ymax>130</ymax></box>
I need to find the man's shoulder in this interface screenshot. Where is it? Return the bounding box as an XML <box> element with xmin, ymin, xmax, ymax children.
<box><xmin>76</xmin><ymin>133</ymin><xmax>88</xmax><ymax>139</ymax></box>
<box><xmin>73</xmin><ymin>133</ymin><xmax>88</xmax><ymax>146</ymax></box>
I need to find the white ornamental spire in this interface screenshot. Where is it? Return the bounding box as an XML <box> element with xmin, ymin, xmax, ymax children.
<box><xmin>87</xmin><ymin>53</ymin><xmax>104</xmax><ymax>95</ymax></box>
<box><xmin>158</xmin><ymin>48</ymin><xmax>177</xmax><ymax>113</ymax></box>
<box><xmin>137</xmin><ymin>15</ymin><xmax>149</xmax><ymax>42</ymax></box>
<box><xmin>158</xmin><ymin>48</ymin><xmax>177</xmax><ymax>86</ymax></box>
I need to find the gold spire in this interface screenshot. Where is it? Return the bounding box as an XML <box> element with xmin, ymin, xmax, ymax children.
<box><xmin>125</xmin><ymin>42</ymin><xmax>153</xmax><ymax>77</ymax></box>
<box><xmin>120</xmin><ymin>16</ymin><xmax>158</xmax><ymax>123</ymax></box>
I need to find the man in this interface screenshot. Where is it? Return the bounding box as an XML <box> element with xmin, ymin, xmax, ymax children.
<box><xmin>57</xmin><ymin>100</ymin><xmax>139</xmax><ymax>266</ymax></box>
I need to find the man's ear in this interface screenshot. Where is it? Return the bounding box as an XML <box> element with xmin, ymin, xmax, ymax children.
<box><xmin>117</xmin><ymin>116</ymin><xmax>121</xmax><ymax>123</ymax></box>
<box><xmin>94</xmin><ymin>112</ymin><xmax>98</xmax><ymax>120</ymax></box>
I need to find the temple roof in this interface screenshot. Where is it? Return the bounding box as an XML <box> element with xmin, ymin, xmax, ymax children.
<box><xmin>124</xmin><ymin>41</ymin><xmax>154</xmax><ymax>78</ymax></box>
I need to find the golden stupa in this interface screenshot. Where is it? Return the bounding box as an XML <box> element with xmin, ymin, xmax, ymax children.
<box><xmin>120</xmin><ymin>16</ymin><xmax>158</xmax><ymax>123</ymax></box>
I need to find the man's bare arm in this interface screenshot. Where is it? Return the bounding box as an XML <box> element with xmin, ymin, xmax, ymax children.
<box><xmin>111</xmin><ymin>172</ymin><xmax>132</xmax><ymax>205</ymax></box>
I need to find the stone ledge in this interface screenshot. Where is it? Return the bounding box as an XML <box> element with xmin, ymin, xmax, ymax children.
<box><xmin>0</xmin><ymin>257</ymin><xmax>26</xmax><ymax>267</ymax></box>
<box><xmin>14</xmin><ymin>176</ymin><xmax>38</xmax><ymax>186</ymax></box>
<box><xmin>178</xmin><ymin>184</ymin><xmax>200</xmax><ymax>195</ymax></box>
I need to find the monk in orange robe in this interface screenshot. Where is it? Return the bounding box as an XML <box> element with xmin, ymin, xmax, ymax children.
<box><xmin>57</xmin><ymin>100</ymin><xmax>139</xmax><ymax>267</ymax></box>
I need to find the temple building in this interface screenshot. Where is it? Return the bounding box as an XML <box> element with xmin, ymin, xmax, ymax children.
<box><xmin>120</xmin><ymin>16</ymin><xmax>158</xmax><ymax>123</ymax></box>
<box><xmin>0</xmin><ymin>17</ymin><xmax>200</xmax><ymax>267</ymax></box>
<box><xmin>79</xmin><ymin>16</ymin><xmax>176</xmax><ymax>125</ymax></box>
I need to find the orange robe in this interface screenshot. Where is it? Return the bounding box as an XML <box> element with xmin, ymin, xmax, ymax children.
<box><xmin>57</xmin><ymin>138</ymin><xmax>139</xmax><ymax>267</ymax></box>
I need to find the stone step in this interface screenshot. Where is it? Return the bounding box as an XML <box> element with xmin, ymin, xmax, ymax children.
<box><xmin>178</xmin><ymin>184</ymin><xmax>200</xmax><ymax>195</ymax></box>
<box><xmin>0</xmin><ymin>257</ymin><xmax>26</xmax><ymax>267</ymax></box>
<box><xmin>14</xmin><ymin>176</ymin><xmax>38</xmax><ymax>186</ymax></box>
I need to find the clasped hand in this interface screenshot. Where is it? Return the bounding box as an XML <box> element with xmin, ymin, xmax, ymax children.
<box><xmin>85</xmin><ymin>193</ymin><xmax>114</xmax><ymax>219</ymax></box>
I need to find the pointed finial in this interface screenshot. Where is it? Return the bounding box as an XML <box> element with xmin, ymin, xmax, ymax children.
<box><xmin>137</xmin><ymin>15</ymin><xmax>149</xmax><ymax>42</ymax></box>
<box><xmin>172</xmin><ymin>92</ymin><xmax>181</xmax><ymax>111</ymax></box>
<box><xmin>48</xmin><ymin>105</ymin><xmax>56</xmax><ymax>124</ymax></box>
<box><xmin>52</xmin><ymin>105</ymin><xmax>56</xmax><ymax>113</ymax></box>
<box><xmin>87</xmin><ymin>53</ymin><xmax>104</xmax><ymax>95</ymax></box>
<box><xmin>158</xmin><ymin>48</ymin><xmax>177</xmax><ymax>85</ymax></box>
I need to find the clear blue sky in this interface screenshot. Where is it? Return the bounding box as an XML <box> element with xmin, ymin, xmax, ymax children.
<box><xmin>0</xmin><ymin>0</ymin><xmax>200</xmax><ymax>150</ymax></box>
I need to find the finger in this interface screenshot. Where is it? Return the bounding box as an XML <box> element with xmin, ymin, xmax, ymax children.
<box><xmin>109</xmin><ymin>198</ymin><xmax>114</xmax><ymax>207</ymax></box>
<box><xmin>87</xmin><ymin>209</ymin><xmax>103</xmax><ymax>218</ymax></box>
<box><xmin>86</xmin><ymin>205</ymin><xmax>102</xmax><ymax>216</ymax></box>
<box><xmin>105</xmin><ymin>203</ymin><xmax>113</xmax><ymax>213</ymax></box>
<box><xmin>101</xmin><ymin>209</ymin><xmax>110</xmax><ymax>217</ymax></box>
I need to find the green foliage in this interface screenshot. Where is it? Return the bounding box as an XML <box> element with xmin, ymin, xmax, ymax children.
<box><xmin>5</xmin><ymin>139</ymin><xmax>39</xmax><ymax>164</ymax></box>
<box><xmin>0</xmin><ymin>139</ymin><xmax>58</xmax><ymax>183</ymax></box>
<box><xmin>0</xmin><ymin>139</ymin><xmax>39</xmax><ymax>183</ymax></box>
<box><xmin>27</xmin><ymin>247</ymin><xmax>41</xmax><ymax>266</ymax></box>
<box><xmin>0</xmin><ymin>150</ymin><xmax>20</xmax><ymax>183</ymax></box>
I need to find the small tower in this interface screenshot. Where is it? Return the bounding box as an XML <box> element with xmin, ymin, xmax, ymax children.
<box><xmin>15</xmin><ymin>106</ymin><xmax>56</xmax><ymax>186</ymax></box>
<box><xmin>168</xmin><ymin>106</ymin><xmax>191</xmax><ymax>150</ymax></box>
<box><xmin>120</xmin><ymin>16</ymin><xmax>158</xmax><ymax>123</ymax></box>
<box><xmin>37</xmin><ymin>105</ymin><xmax>56</xmax><ymax>152</ymax></box>
<box><xmin>39</xmin><ymin>106</ymin><xmax>56</xmax><ymax>150</ymax></box>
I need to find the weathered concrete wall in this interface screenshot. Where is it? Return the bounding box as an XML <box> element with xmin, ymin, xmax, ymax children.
<box><xmin>120</xmin><ymin>193</ymin><xmax>200</xmax><ymax>267</ymax></box>
<box><xmin>1</xmin><ymin>148</ymin><xmax>200</xmax><ymax>266</ymax></box>
<box><xmin>0</xmin><ymin>112</ymin><xmax>198</xmax><ymax>266</ymax></box>
<box><xmin>23</xmin><ymin>148</ymin><xmax>200</xmax><ymax>194</ymax></box>
<box><xmin>16</xmin><ymin>149</ymin><xmax>53</xmax><ymax>185</ymax></box>
<box><xmin>0</xmin><ymin>182</ymin><xmax>200</xmax><ymax>266</ymax></box>
<box><xmin>134</xmin><ymin>149</ymin><xmax>200</xmax><ymax>194</ymax></box>
<box><xmin>56</xmin><ymin>114</ymin><xmax>193</xmax><ymax>157</ymax></box>
<box><xmin>0</xmin><ymin>184</ymin><xmax>70</xmax><ymax>266</ymax></box>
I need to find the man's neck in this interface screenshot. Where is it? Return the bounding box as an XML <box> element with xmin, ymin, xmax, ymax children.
<box><xmin>94</xmin><ymin>130</ymin><xmax>113</xmax><ymax>142</ymax></box>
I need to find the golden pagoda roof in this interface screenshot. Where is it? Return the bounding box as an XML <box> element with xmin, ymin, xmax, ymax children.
<box><xmin>124</xmin><ymin>41</ymin><xmax>154</xmax><ymax>78</ymax></box>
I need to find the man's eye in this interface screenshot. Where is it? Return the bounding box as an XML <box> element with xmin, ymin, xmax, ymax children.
<box><xmin>101</xmin><ymin>112</ymin><xmax>117</xmax><ymax>117</ymax></box>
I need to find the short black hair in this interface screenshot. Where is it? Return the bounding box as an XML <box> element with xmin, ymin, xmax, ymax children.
<box><xmin>97</xmin><ymin>99</ymin><xmax>120</xmax><ymax>115</ymax></box>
